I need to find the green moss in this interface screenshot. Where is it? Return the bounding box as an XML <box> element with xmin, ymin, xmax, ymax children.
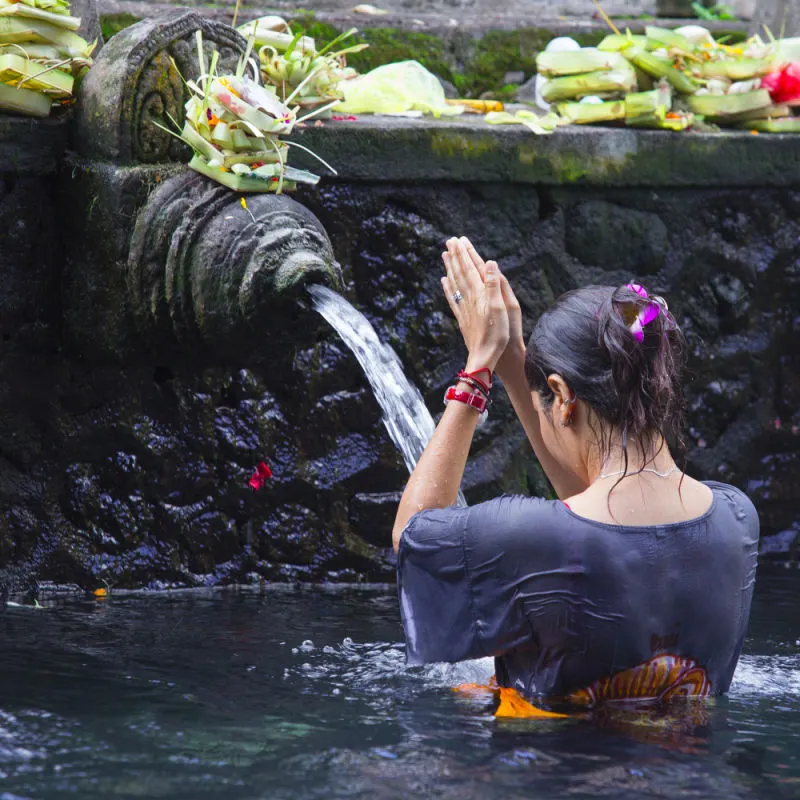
<box><xmin>516</xmin><ymin>144</ymin><xmax>635</xmax><ymax>184</ymax></box>
<box><xmin>430</xmin><ymin>132</ymin><xmax>498</xmax><ymax>160</ymax></box>
<box><xmin>100</xmin><ymin>12</ymin><xmax>140</xmax><ymax>41</ymax></box>
<box><xmin>289</xmin><ymin>16</ymin><xmax>340</xmax><ymax>44</ymax></box>
<box><xmin>291</xmin><ymin>20</ymin><xmax>456</xmax><ymax>85</ymax></box>
<box><xmin>455</xmin><ymin>29</ymin><xmax>541</xmax><ymax>97</ymax></box>
<box><xmin>351</xmin><ymin>28</ymin><xmax>453</xmax><ymax>83</ymax></box>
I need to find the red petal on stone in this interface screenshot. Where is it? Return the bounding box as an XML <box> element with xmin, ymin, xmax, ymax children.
<box><xmin>248</xmin><ymin>461</ymin><xmax>271</xmax><ymax>491</ymax></box>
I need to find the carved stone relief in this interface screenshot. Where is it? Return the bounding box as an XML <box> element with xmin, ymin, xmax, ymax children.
<box><xmin>76</xmin><ymin>11</ymin><xmax>247</xmax><ymax>164</ymax></box>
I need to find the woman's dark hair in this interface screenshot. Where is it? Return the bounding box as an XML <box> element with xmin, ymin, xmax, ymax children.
<box><xmin>524</xmin><ymin>284</ymin><xmax>687</xmax><ymax>475</ymax></box>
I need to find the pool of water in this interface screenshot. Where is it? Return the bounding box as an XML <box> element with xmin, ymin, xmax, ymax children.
<box><xmin>0</xmin><ymin>571</ymin><xmax>798</xmax><ymax>799</ymax></box>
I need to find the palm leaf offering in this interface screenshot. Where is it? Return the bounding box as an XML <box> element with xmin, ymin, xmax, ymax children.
<box><xmin>238</xmin><ymin>16</ymin><xmax>367</xmax><ymax>114</ymax></box>
<box><xmin>159</xmin><ymin>31</ymin><xmax>335</xmax><ymax>193</ymax></box>
<box><xmin>535</xmin><ymin>24</ymin><xmax>800</xmax><ymax>132</ymax></box>
<box><xmin>0</xmin><ymin>0</ymin><xmax>95</xmax><ymax>117</ymax></box>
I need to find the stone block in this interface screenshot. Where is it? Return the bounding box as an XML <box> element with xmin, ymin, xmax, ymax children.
<box><xmin>0</xmin><ymin>116</ymin><xmax>69</xmax><ymax>175</ymax></box>
<box><xmin>349</xmin><ymin>492</ymin><xmax>403</xmax><ymax>548</ymax></box>
<box><xmin>750</xmin><ymin>0</ymin><xmax>800</xmax><ymax>36</ymax></box>
<box><xmin>565</xmin><ymin>200</ymin><xmax>668</xmax><ymax>275</ymax></box>
<box><xmin>75</xmin><ymin>11</ymin><xmax>248</xmax><ymax>164</ymax></box>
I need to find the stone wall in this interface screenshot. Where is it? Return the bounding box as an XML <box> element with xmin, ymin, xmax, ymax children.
<box><xmin>751</xmin><ymin>0</ymin><xmax>800</xmax><ymax>36</ymax></box>
<box><xmin>95</xmin><ymin>1</ymin><xmax>754</xmax><ymax>100</ymax></box>
<box><xmin>2</xmin><ymin>115</ymin><xmax>799</xmax><ymax>596</ymax></box>
<box><xmin>98</xmin><ymin>0</ymin><xmax>757</xmax><ymax>20</ymax></box>
<box><xmin>295</xmin><ymin>176</ymin><xmax>800</xmax><ymax>565</ymax></box>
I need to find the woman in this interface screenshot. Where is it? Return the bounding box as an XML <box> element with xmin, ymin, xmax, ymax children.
<box><xmin>392</xmin><ymin>237</ymin><xmax>759</xmax><ymax>706</ymax></box>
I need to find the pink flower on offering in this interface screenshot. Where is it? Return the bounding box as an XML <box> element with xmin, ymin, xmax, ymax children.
<box><xmin>762</xmin><ymin>63</ymin><xmax>800</xmax><ymax>105</ymax></box>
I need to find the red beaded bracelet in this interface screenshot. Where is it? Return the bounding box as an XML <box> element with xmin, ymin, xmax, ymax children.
<box><xmin>457</xmin><ymin>369</ymin><xmax>492</xmax><ymax>394</ymax></box>
<box><xmin>457</xmin><ymin>375</ymin><xmax>490</xmax><ymax>400</ymax></box>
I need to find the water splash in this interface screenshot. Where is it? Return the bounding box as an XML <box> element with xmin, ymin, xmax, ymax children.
<box><xmin>309</xmin><ymin>285</ymin><xmax>466</xmax><ymax>507</ymax></box>
<box><xmin>730</xmin><ymin>654</ymin><xmax>800</xmax><ymax>698</ymax></box>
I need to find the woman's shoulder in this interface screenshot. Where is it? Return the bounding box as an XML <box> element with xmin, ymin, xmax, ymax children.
<box><xmin>402</xmin><ymin>495</ymin><xmax>565</xmax><ymax>547</ymax></box>
<box><xmin>468</xmin><ymin>494</ymin><xmax>566</xmax><ymax>523</ymax></box>
<box><xmin>704</xmin><ymin>480</ymin><xmax>760</xmax><ymax>536</ymax></box>
<box><xmin>703</xmin><ymin>480</ymin><xmax>758</xmax><ymax>513</ymax></box>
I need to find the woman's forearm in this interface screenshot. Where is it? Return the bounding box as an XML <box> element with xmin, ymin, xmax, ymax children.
<box><xmin>392</xmin><ymin>236</ymin><xmax>510</xmax><ymax>551</ymax></box>
<box><xmin>392</xmin><ymin>399</ymin><xmax>479</xmax><ymax>552</ymax></box>
<box><xmin>498</xmin><ymin>346</ymin><xmax>587</xmax><ymax>500</ymax></box>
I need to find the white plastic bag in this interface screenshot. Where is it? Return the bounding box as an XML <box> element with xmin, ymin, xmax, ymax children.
<box><xmin>335</xmin><ymin>60</ymin><xmax>463</xmax><ymax>117</ymax></box>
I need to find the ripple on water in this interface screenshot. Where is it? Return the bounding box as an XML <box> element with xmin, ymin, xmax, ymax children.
<box><xmin>730</xmin><ymin>654</ymin><xmax>800</xmax><ymax>699</ymax></box>
<box><xmin>284</xmin><ymin>637</ymin><xmax>494</xmax><ymax>699</ymax></box>
<box><xmin>0</xmin><ymin>581</ymin><xmax>798</xmax><ymax>798</ymax></box>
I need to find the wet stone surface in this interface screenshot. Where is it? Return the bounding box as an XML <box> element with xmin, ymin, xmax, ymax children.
<box><xmin>301</xmin><ymin>181</ymin><xmax>800</xmax><ymax>561</ymax></box>
<box><xmin>2</xmin><ymin>173</ymin><xmax>800</xmax><ymax>592</ymax></box>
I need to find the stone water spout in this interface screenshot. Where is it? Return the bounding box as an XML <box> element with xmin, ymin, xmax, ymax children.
<box><xmin>64</xmin><ymin>11</ymin><xmax>341</xmax><ymax>361</ymax></box>
<box><xmin>127</xmin><ymin>172</ymin><xmax>337</xmax><ymax>354</ymax></box>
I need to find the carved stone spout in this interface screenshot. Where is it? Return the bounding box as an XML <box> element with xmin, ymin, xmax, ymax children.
<box><xmin>128</xmin><ymin>170</ymin><xmax>342</xmax><ymax>353</ymax></box>
<box><xmin>61</xmin><ymin>10</ymin><xmax>341</xmax><ymax>361</ymax></box>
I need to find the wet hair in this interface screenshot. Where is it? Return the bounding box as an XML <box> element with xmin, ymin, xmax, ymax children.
<box><xmin>524</xmin><ymin>284</ymin><xmax>687</xmax><ymax>476</ymax></box>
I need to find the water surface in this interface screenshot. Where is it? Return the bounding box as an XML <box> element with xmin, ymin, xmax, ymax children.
<box><xmin>0</xmin><ymin>571</ymin><xmax>798</xmax><ymax>799</ymax></box>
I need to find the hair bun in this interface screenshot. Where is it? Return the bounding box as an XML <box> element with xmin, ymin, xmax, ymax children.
<box><xmin>618</xmin><ymin>283</ymin><xmax>668</xmax><ymax>343</ymax></box>
<box><xmin>525</xmin><ymin>284</ymin><xmax>687</xmax><ymax>471</ymax></box>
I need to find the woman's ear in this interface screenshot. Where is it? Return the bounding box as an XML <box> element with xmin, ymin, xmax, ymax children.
<box><xmin>547</xmin><ymin>374</ymin><xmax>575</xmax><ymax>426</ymax></box>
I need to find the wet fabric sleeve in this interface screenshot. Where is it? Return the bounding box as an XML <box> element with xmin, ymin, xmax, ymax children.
<box><xmin>397</xmin><ymin>497</ymin><xmax>548</xmax><ymax>665</ymax></box>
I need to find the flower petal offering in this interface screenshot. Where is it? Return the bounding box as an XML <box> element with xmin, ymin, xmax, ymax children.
<box><xmin>161</xmin><ymin>31</ymin><xmax>336</xmax><ymax>193</ymax></box>
<box><xmin>532</xmin><ymin>23</ymin><xmax>800</xmax><ymax>133</ymax></box>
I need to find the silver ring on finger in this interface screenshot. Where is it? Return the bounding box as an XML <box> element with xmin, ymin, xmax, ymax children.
<box><xmin>453</xmin><ymin>290</ymin><xmax>464</xmax><ymax>304</ymax></box>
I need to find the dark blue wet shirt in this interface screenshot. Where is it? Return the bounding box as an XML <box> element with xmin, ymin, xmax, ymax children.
<box><xmin>397</xmin><ymin>482</ymin><xmax>759</xmax><ymax>702</ymax></box>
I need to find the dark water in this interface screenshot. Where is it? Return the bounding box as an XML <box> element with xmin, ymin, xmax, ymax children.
<box><xmin>0</xmin><ymin>572</ymin><xmax>798</xmax><ymax>800</ymax></box>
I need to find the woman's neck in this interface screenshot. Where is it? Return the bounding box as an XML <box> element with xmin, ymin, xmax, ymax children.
<box><xmin>588</xmin><ymin>437</ymin><xmax>676</xmax><ymax>484</ymax></box>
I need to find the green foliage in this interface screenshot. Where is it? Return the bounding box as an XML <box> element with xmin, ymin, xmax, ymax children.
<box><xmin>99</xmin><ymin>12</ymin><xmax>140</xmax><ymax>41</ymax></box>
<box><xmin>347</xmin><ymin>28</ymin><xmax>455</xmax><ymax>85</ymax></box>
<box><xmin>692</xmin><ymin>3</ymin><xmax>738</xmax><ymax>21</ymax></box>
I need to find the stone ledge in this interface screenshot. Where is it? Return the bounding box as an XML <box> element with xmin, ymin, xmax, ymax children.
<box><xmin>98</xmin><ymin>2</ymin><xmax>751</xmax><ymax>36</ymax></box>
<box><xmin>289</xmin><ymin>115</ymin><xmax>800</xmax><ymax>188</ymax></box>
<box><xmin>0</xmin><ymin>114</ymin><xmax>71</xmax><ymax>175</ymax></box>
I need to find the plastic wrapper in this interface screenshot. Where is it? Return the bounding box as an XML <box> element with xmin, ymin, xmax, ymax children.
<box><xmin>335</xmin><ymin>60</ymin><xmax>463</xmax><ymax>117</ymax></box>
<box><xmin>484</xmin><ymin>108</ymin><xmax>561</xmax><ymax>134</ymax></box>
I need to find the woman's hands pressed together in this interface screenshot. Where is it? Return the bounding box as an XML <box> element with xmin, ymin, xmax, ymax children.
<box><xmin>393</xmin><ymin>233</ymin><xmax>584</xmax><ymax>550</ymax></box>
<box><xmin>440</xmin><ymin>237</ymin><xmax>588</xmax><ymax>501</ymax></box>
<box><xmin>392</xmin><ymin>236</ymin><xmax>514</xmax><ymax>548</ymax></box>
<box><xmin>442</xmin><ymin>237</ymin><xmax>525</xmax><ymax>381</ymax></box>
<box><xmin>441</xmin><ymin>238</ymin><xmax>510</xmax><ymax>375</ymax></box>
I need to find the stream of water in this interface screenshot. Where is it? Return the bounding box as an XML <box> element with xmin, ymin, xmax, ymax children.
<box><xmin>309</xmin><ymin>285</ymin><xmax>467</xmax><ymax>506</ymax></box>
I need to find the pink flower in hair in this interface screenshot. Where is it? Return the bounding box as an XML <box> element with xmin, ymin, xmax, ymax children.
<box><xmin>625</xmin><ymin>283</ymin><xmax>661</xmax><ymax>343</ymax></box>
<box><xmin>627</xmin><ymin>283</ymin><xmax>648</xmax><ymax>299</ymax></box>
